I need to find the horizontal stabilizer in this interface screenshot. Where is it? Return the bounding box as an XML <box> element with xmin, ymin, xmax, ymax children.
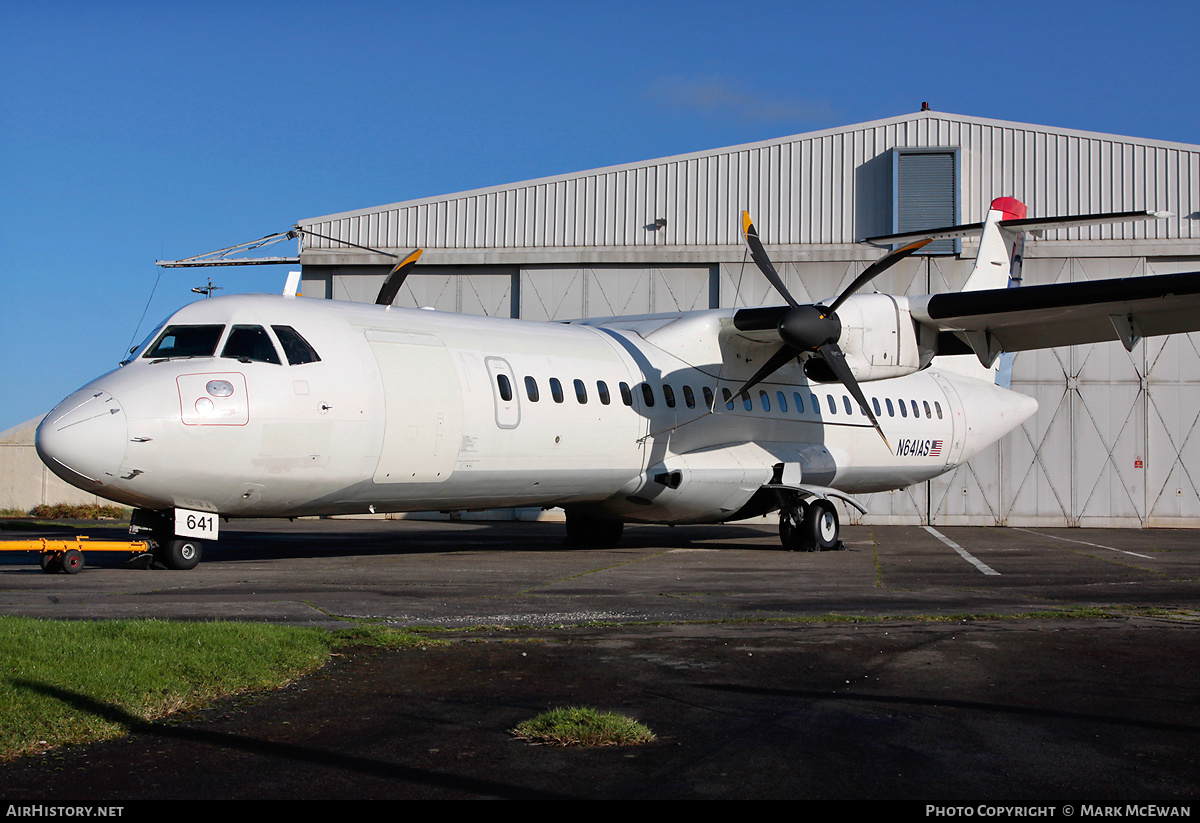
<box><xmin>863</xmin><ymin>209</ymin><xmax>1170</xmax><ymax>247</ymax></box>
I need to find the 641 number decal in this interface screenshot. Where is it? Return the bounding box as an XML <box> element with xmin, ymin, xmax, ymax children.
<box><xmin>175</xmin><ymin>508</ymin><xmax>219</xmax><ymax>540</ymax></box>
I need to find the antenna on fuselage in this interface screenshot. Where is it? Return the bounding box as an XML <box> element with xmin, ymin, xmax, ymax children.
<box><xmin>191</xmin><ymin>278</ymin><xmax>222</xmax><ymax>298</ymax></box>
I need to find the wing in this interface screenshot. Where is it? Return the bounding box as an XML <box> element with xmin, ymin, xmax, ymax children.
<box><xmin>910</xmin><ymin>270</ymin><xmax>1200</xmax><ymax>355</ymax></box>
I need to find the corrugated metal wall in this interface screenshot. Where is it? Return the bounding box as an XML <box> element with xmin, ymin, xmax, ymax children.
<box><xmin>298</xmin><ymin>111</ymin><xmax>1198</xmax><ymax>255</ymax></box>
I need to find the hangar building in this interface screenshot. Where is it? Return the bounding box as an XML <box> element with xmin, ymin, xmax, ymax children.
<box><xmin>188</xmin><ymin>109</ymin><xmax>1200</xmax><ymax>527</ymax></box>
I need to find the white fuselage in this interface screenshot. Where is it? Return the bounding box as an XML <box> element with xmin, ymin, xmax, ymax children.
<box><xmin>36</xmin><ymin>294</ymin><xmax>1037</xmax><ymax>524</ymax></box>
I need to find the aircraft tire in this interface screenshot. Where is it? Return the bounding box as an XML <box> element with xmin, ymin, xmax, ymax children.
<box><xmin>158</xmin><ymin>539</ymin><xmax>203</xmax><ymax>571</ymax></box>
<box><xmin>802</xmin><ymin>500</ymin><xmax>839</xmax><ymax>552</ymax></box>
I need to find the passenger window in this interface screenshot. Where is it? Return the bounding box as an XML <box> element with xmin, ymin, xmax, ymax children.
<box><xmin>872</xmin><ymin>397</ymin><xmax>881</xmax><ymax>417</ymax></box>
<box><xmin>596</xmin><ymin>380</ymin><xmax>610</xmax><ymax>405</ymax></box>
<box><xmin>924</xmin><ymin>400</ymin><xmax>932</xmax><ymax>418</ymax></box>
<box><xmin>272</xmin><ymin>326</ymin><xmax>321</xmax><ymax>365</ymax></box>
<box><xmin>222</xmin><ymin>325</ymin><xmax>281</xmax><ymax>364</ymax></box>
<box><xmin>683</xmin><ymin>386</ymin><xmax>695</xmax><ymax>409</ymax></box>
<box><xmin>743</xmin><ymin>392</ymin><xmax>753</xmax><ymax>411</ymax></box>
<box><xmin>620</xmin><ymin>382</ymin><xmax>633</xmax><ymax>406</ymax></box>
<box><xmin>641</xmin><ymin>383</ymin><xmax>655</xmax><ymax>407</ymax></box>
<box><xmin>525</xmin><ymin>376</ymin><xmax>540</xmax><ymax>402</ymax></box>
<box><xmin>793</xmin><ymin>392</ymin><xmax>804</xmax><ymax>413</ymax></box>
<box><xmin>811</xmin><ymin>394</ymin><xmax>820</xmax><ymax>415</ymax></box>
<box><xmin>899</xmin><ymin>399</ymin><xmax>908</xmax><ymax>418</ymax></box>
<box><xmin>702</xmin><ymin>387</ymin><xmax>714</xmax><ymax>409</ymax></box>
<box><xmin>550</xmin><ymin>378</ymin><xmax>564</xmax><ymax>403</ymax></box>
<box><xmin>827</xmin><ymin>395</ymin><xmax>836</xmax><ymax>414</ymax></box>
<box><xmin>663</xmin><ymin>385</ymin><xmax>676</xmax><ymax>408</ymax></box>
<box><xmin>777</xmin><ymin>391</ymin><xmax>787</xmax><ymax>413</ymax></box>
<box><xmin>574</xmin><ymin>379</ymin><xmax>588</xmax><ymax>404</ymax></box>
<box><xmin>759</xmin><ymin>390</ymin><xmax>770</xmax><ymax>412</ymax></box>
<box><xmin>496</xmin><ymin>374</ymin><xmax>513</xmax><ymax>402</ymax></box>
<box><xmin>144</xmin><ymin>325</ymin><xmax>225</xmax><ymax>359</ymax></box>
<box><xmin>723</xmin><ymin>388</ymin><xmax>734</xmax><ymax>411</ymax></box>
<box><xmin>886</xmin><ymin>398</ymin><xmax>894</xmax><ymax>417</ymax></box>
<box><xmin>935</xmin><ymin>401</ymin><xmax>943</xmax><ymax>419</ymax></box>
<box><xmin>911</xmin><ymin>400</ymin><xmax>919</xmax><ymax>418</ymax></box>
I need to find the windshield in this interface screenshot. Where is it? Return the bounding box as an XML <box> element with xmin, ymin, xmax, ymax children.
<box><xmin>143</xmin><ymin>325</ymin><xmax>225</xmax><ymax>359</ymax></box>
<box><xmin>122</xmin><ymin>321</ymin><xmax>167</xmax><ymax>364</ymax></box>
<box><xmin>221</xmin><ymin>325</ymin><xmax>281</xmax><ymax>364</ymax></box>
<box><xmin>272</xmin><ymin>325</ymin><xmax>321</xmax><ymax>365</ymax></box>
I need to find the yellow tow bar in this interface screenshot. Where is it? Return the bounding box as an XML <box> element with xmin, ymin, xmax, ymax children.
<box><xmin>0</xmin><ymin>536</ymin><xmax>151</xmax><ymax>574</ymax></box>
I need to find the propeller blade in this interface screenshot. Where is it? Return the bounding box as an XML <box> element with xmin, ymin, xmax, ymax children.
<box><xmin>730</xmin><ymin>345</ymin><xmax>799</xmax><ymax>401</ymax></box>
<box><xmin>375</xmin><ymin>248</ymin><xmax>423</xmax><ymax>306</ymax></box>
<box><xmin>817</xmin><ymin>342</ymin><xmax>890</xmax><ymax>452</ymax></box>
<box><xmin>826</xmin><ymin>238</ymin><xmax>931</xmax><ymax>315</ymax></box>
<box><xmin>742</xmin><ymin>212</ymin><xmax>800</xmax><ymax>309</ymax></box>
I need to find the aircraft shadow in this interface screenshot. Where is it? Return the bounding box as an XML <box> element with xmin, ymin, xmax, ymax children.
<box><xmin>8</xmin><ymin>679</ymin><xmax>568</xmax><ymax>799</ymax></box>
<box><xmin>0</xmin><ymin>518</ymin><xmax>797</xmax><ymax>567</ymax></box>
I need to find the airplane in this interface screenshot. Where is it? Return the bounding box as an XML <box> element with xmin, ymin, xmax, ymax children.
<box><xmin>34</xmin><ymin>198</ymin><xmax>1200</xmax><ymax>569</ymax></box>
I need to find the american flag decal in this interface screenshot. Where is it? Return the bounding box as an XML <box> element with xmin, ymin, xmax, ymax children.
<box><xmin>898</xmin><ymin>438</ymin><xmax>947</xmax><ymax>457</ymax></box>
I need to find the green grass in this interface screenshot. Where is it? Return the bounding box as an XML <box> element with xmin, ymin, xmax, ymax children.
<box><xmin>511</xmin><ymin>706</ymin><xmax>656</xmax><ymax>747</ymax></box>
<box><xmin>0</xmin><ymin>617</ymin><xmax>439</xmax><ymax>760</ymax></box>
<box><xmin>25</xmin><ymin>504</ymin><xmax>131</xmax><ymax>520</ymax></box>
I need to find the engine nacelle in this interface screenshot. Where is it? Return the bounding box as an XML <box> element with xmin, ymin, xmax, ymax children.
<box><xmin>815</xmin><ymin>293</ymin><xmax>932</xmax><ymax>383</ymax></box>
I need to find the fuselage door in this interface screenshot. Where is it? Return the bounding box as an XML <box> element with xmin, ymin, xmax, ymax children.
<box><xmin>367</xmin><ymin>329</ymin><xmax>463</xmax><ymax>484</ymax></box>
<box><xmin>485</xmin><ymin>356</ymin><xmax>521</xmax><ymax>429</ymax></box>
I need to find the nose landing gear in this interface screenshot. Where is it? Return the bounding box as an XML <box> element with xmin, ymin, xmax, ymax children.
<box><xmin>155</xmin><ymin>538</ymin><xmax>203</xmax><ymax>570</ymax></box>
<box><xmin>129</xmin><ymin>509</ymin><xmax>206</xmax><ymax>570</ymax></box>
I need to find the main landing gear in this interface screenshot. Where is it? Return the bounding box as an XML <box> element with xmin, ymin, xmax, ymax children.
<box><xmin>563</xmin><ymin>511</ymin><xmax>625</xmax><ymax>549</ymax></box>
<box><xmin>778</xmin><ymin>497</ymin><xmax>841</xmax><ymax>552</ymax></box>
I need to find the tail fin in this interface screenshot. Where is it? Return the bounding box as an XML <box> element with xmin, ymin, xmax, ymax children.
<box><xmin>960</xmin><ymin>197</ymin><xmax>1027</xmax><ymax>293</ymax></box>
<box><xmin>862</xmin><ymin>199</ymin><xmax>1169</xmax><ymax>384</ymax></box>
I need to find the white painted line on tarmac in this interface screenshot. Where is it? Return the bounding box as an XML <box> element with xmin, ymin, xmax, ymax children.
<box><xmin>922</xmin><ymin>526</ymin><xmax>1001</xmax><ymax>575</ymax></box>
<box><xmin>1013</xmin><ymin>528</ymin><xmax>1153</xmax><ymax>559</ymax></box>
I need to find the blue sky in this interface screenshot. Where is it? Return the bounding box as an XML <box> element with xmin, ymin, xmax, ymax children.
<box><xmin>2</xmin><ymin>0</ymin><xmax>1198</xmax><ymax>432</ymax></box>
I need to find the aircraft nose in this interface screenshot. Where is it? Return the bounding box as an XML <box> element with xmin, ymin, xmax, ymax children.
<box><xmin>36</xmin><ymin>389</ymin><xmax>129</xmax><ymax>488</ymax></box>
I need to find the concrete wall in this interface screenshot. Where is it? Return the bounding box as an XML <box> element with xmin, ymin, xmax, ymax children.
<box><xmin>0</xmin><ymin>417</ymin><xmax>108</xmax><ymax>512</ymax></box>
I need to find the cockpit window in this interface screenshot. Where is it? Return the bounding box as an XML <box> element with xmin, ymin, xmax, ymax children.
<box><xmin>221</xmin><ymin>325</ymin><xmax>281</xmax><ymax>364</ymax></box>
<box><xmin>271</xmin><ymin>325</ymin><xmax>321</xmax><ymax>365</ymax></box>
<box><xmin>123</xmin><ymin>321</ymin><xmax>166</xmax><ymax>364</ymax></box>
<box><xmin>143</xmin><ymin>325</ymin><xmax>225</xmax><ymax>359</ymax></box>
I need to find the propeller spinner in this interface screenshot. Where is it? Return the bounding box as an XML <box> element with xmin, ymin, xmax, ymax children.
<box><xmin>733</xmin><ymin>212</ymin><xmax>931</xmax><ymax>450</ymax></box>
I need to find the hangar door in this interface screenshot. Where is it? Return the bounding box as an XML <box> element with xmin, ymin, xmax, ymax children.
<box><xmin>520</xmin><ymin>265</ymin><xmax>714</xmax><ymax>321</ymax></box>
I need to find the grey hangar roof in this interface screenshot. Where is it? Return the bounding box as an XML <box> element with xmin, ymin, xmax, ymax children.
<box><xmin>296</xmin><ymin>108</ymin><xmax>1198</xmax><ymax>271</ymax></box>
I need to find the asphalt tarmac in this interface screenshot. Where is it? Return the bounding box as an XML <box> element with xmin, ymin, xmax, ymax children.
<box><xmin>0</xmin><ymin>517</ymin><xmax>1198</xmax><ymax>802</ymax></box>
